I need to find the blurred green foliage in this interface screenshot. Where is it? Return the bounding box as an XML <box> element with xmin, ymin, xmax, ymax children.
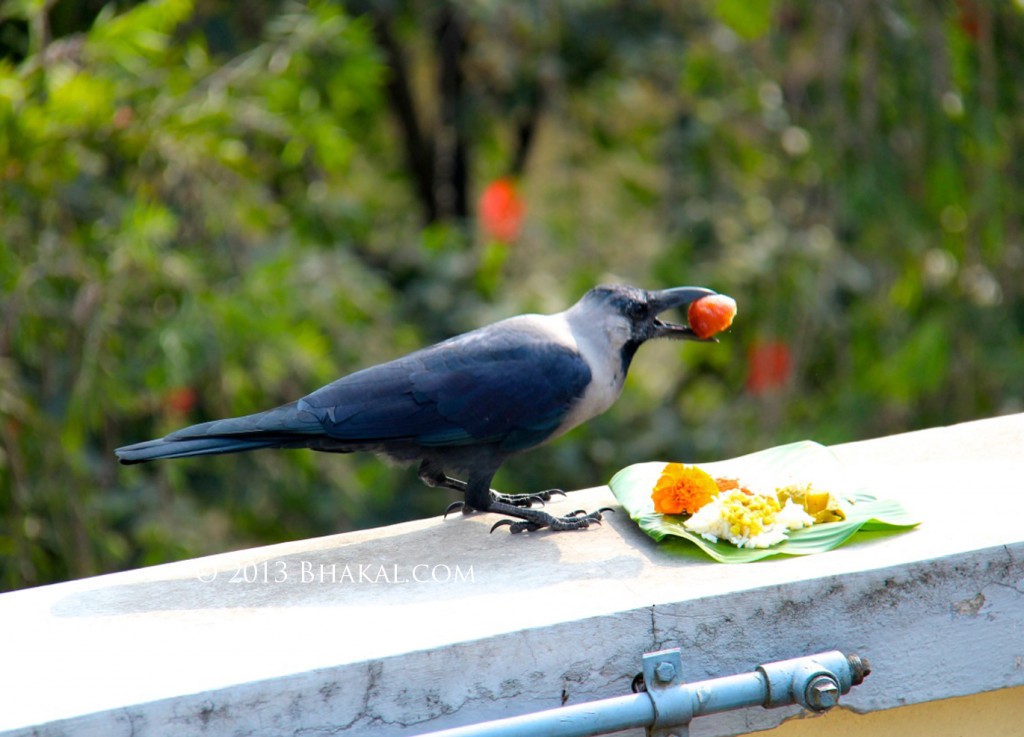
<box><xmin>1</xmin><ymin>0</ymin><xmax>1022</xmax><ymax>589</ymax></box>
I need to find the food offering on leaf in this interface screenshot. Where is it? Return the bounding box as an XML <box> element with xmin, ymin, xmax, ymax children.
<box><xmin>687</xmin><ymin>294</ymin><xmax>737</xmax><ymax>339</ymax></box>
<box><xmin>611</xmin><ymin>440</ymin><xmax>920</xmax><ymax>563</ymax></box>
<box><xmin>651</xmin><ymin>465</ymin><xmax>849</xmax><ymax>549</ymax></box>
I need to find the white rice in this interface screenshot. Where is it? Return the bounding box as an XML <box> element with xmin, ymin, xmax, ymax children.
<box><xmin>684</xmin><ymin>492</ymin><xmax>814</xmax><ymax>549</ymax></box>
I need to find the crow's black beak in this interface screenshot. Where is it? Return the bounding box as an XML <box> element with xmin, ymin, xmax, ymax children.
<box><xmin>649</xmin><ymin>286</ymin><xmax>718</xmax><ymax>341</ymax></box>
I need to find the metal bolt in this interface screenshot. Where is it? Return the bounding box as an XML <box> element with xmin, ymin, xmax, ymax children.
<box><xmin>654</xmin><ymin>661</ymin><xmax>677</xmax><ymax>684</ymax></box>
<box><xmin>847</xmin><ymin>654</ymin><xmax>872</xmax><ymax>686</ymax></box>
<box><xmin>805</xmin><ymin>675</ymin><xmax>840</xmax><ymax>711</ymax></box>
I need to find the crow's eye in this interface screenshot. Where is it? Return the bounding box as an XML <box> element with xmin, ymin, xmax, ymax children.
<box><xmin>627</xmin><ymin>302</ymin><xmax>650</xmax><ymax>321</ymax></box>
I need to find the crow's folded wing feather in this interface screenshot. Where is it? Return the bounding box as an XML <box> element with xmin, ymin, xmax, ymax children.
<box><xmin>299</xmin><ymin>326</ymin><xmax>592</xmax><ymax>452</ymax></box>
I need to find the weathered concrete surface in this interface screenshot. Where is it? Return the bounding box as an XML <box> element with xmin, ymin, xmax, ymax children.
<box><xmin>2</xmin><ymin>413</ymin><xmax>1023</xmax><ymax>736</ymax></box>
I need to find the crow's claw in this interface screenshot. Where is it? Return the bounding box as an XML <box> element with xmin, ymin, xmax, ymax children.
<box><xmin>490</xmin><ymin>518</ymin><xmax>542</xmax><ymax>534</ymax></box>
<box><xmin>443</xmin><ymin>501</ymin><xmax>474</xmax><ymax>519</ymax></box>
<box><xmin>547</xmin><ymin>509</ymin><xmax>606</xmax><ymax>530</ymax></box>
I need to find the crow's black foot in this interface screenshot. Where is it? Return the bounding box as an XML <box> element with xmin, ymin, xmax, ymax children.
<box><xmin>492</xmin><ymin>488</ymin><xmax>566</xmax><ymax>508</ymax></box>
<box><xmin>443</xmin><ymin>489</ymin><xmax>568</xmax><ymax>518</ymax></box>
<box><xmin>488</xmin><ymin>505</ymin><xmax>615</xmax><ymax>534</ymax></box>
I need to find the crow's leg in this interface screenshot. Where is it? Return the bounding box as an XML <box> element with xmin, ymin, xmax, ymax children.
<box><xmin>417</xmin><ymin>463</ymin><xmax>475</xmax><ymax>517</ymax></box>
<box><xmin>418</xmin><ymin>460</ymin><xmax>468</xmax><ymax>493</ymax></box>
<box><xmin>418</xmin><ymin>460</ymin><xmax>561</xmax><ymax>514</ymax></box>
<box><xmin>454</xmin><ymin>474</ymin><xmax>610</xmax><ymax>534</ymax></box>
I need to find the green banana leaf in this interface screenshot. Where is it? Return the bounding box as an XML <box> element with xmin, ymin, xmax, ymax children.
<box><xmin>608</xmin><ymin>441</ymin><xmax>919</xmax><ymax>563</ymax></box>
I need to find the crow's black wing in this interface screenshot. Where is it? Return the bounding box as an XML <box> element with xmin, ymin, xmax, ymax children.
<box><xmin>300</xmin><ymin>325</ymin><xmax>592</xmax><ymax>452</ymax></box>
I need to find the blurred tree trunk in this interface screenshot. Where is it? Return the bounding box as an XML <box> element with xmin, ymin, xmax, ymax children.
<box><xmin>370</xmin><ymin>3</ymin><xmax>471</xmax><ymax>226</ymax></box>
<box><xmin>369</xmin><ymin>11</ymin><xmax>438</xmax><ymax>224</ymax></box>
<box><xmin>434</xmin><ymin>5</ymin><xmax>469</xmax><ymax>220</ymax></box>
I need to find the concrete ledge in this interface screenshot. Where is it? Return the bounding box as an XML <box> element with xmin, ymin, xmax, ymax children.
<box><xmin>3</xmin><ymin>413</ymin><xmax>1023</xmax><ymax>736</ymax></box>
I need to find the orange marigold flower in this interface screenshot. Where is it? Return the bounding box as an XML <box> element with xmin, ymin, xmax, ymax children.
<box><xmin>652</xmin><ymin>463</ymin><xmax>719</xmax><ymax>515</ymax></box>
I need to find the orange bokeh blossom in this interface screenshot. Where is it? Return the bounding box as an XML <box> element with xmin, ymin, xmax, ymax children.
<box><xmin>651</xmin><ymin>463</ymin><xmax>719</xmax><ymax>515</ymax></box>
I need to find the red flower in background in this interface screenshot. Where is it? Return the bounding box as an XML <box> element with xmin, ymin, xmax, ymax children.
<box><xmin>956</xmin><ymin>0</ymin><xmax>981</xmax><ymax>40</ymax></box>
<box><xmin>164</xmin><ymin>386</ymin><xmax>197</xmax><ymax>415</ymax></box>
<box><xmin>746</xmin><ymin>340</ymin><xmax>792</xmax><ymax>395</ymax></box>
<box><xmin>112</xmin><ymin>105</ymin><xmax>134</xmax><ymax>130</ymax></box>
<box><xmin>479</xmin><ymin>178</ymin><xmax>525</xmax><ymax>242</ymax></box>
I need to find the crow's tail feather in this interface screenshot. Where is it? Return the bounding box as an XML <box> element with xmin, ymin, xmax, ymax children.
<box><xmin>115</xmin><ymin>436</ymin><xmax>289</xmax><ymax>464</ymax></box>
<box><xmin>115</xmin><ymin>401</ymin><xmax>324</xmax><ymax>465</ymax></box>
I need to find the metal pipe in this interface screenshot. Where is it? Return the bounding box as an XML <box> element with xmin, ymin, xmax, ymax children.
<box><xmin>416</xmin><ymin>650</ymin><xmax>869</xmax><ymax>737</ymax></box>
<box><xmin>687</xmin><ymin>671</ymin><xmax>769</xmax><ymax>717</ymax></box>
<box><xmin>417</xmin><ymin>693</ymin><xmax>654</xmax><ymax>737</ymax></box>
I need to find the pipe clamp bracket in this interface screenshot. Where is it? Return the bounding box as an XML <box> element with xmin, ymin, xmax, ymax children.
<box><xmin>642</xmin><ymin>648</ymin><xmax>692</xmax><ymax>737</ymax></box>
